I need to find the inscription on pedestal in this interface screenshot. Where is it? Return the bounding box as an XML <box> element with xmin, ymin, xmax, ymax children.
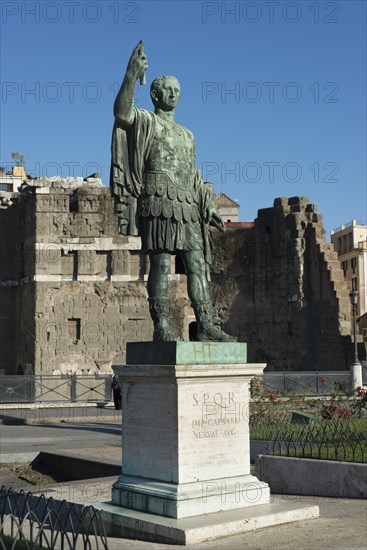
<box><xmin>179</xmin><ymin>383</ymin><xmax>250</xmax><ymax>482</ymax></box>
<box><xmin>191</xmin><ymin>391</ymin><xmax>245</xmax><ymax>440</ymax></box>
<box><xmin>194</xmin><ymin>453</ymin><xmax>237</xmax><ymax>469</ymax></box>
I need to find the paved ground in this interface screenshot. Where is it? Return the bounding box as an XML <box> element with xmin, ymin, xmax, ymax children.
<box><xmin>1</xmin><ymin>406</ymin><xmax>366</xmax><ymax>549</ymax></box>
<box><xmin>105</xmin><ymin>497</ymin><xmax>367</xmax><ymax>550</ymax></box>
<box><xmin>0</xmin><ymin>421</ymin><xmax>121</xmax><ymax>451</ymax></box>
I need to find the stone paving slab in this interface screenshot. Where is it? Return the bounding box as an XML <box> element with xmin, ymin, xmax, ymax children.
<box><xmin>95</xmin><ymin>496</ymin><xmax>367</xmax><ymax>550</ymax></box>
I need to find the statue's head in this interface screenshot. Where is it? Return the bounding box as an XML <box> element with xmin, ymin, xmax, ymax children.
<box><xmin>150</xmin><ymin>76</ymin><xmax>181</xmax><ymax>111</ymax></box>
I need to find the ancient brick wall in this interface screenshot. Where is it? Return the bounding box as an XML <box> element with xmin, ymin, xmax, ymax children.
<box><xmin>0</xmin><ymin>183</ymin><xmax>352</xmax><ymax>374</ymax></box>
<box><xmin>214</xmin><ymin>197</ymin><xmax>351</xmax><ymax>371</ymax></box>
<box><xmin>32</xmin><ymin>184</ymin><xmax>153</xmax><ymax>374</ymax></box>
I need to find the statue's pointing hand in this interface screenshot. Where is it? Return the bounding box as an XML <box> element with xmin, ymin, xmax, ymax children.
<box><xmin>127</xmin><ymin>40</ymin><xmax>148</xmax><ymax>84</ymax></box>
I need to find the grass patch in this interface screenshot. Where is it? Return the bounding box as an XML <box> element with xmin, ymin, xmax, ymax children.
<box><xmin>280</xmin><ymin>444</ymin><xmax>366</xmax><ymax>463</ymax></box>
<box><xmin>250</xmin><ymin>416</ymin><xmax>367</xmax><ymax>463</ymax></box>
<box><xmin>250</xmin><ymin>416</ymin><xmax>367</xmax><ymax>440</ymax></box>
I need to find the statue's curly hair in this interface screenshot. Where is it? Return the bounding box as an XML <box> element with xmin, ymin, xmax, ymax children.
<box><xmin>150</xmin><ymin>75</ymin><xmax>180</xmax><ymax>103</ymax></box>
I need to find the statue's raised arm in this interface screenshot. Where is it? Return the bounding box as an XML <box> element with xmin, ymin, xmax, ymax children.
<box><xmin>111</xmin><ymin>41</ymin><xmax>154</xmax><ymax>236</ymax></box>
<box><xmin>114</xmin><ymin>40</ymin><xmax>148</xmax><ymax>127</ymax></box>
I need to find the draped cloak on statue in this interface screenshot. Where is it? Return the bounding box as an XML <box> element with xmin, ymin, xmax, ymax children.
<box><xmin>110</xmin><ymin>108</ymin><xmax>216</xmax><ymax>280</ymax></box>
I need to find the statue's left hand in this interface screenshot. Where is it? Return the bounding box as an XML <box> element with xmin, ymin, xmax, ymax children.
<box><xmin>208</xmin><ymin>209</ymin><xmax>225</xmax><ymax>232</ymax></box>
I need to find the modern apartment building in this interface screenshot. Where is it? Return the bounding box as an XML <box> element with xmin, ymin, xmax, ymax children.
<box><xmin>331</xmin><ymin>220</ymin><xmax>367</xmax><ymax>317</ymax></box>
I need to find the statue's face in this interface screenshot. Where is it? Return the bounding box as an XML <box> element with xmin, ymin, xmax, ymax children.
<box><xmin>151</xmin><ymin>78</ymin><xmax>180</xmax><ymax>111</ymax></box>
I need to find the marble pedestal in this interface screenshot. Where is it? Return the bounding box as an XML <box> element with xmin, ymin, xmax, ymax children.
<box><xmin>112</xmin><ymin>342</ymin><xmax>270</xmax><ymax>519</ymax></box>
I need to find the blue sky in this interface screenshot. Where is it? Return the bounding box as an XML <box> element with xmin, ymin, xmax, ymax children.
<box><xmin>1</xmin><ymin>0</ymin><xmax>366</xmax><ymax>237</ymax></box>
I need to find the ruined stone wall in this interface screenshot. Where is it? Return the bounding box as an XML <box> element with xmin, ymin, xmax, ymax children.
<box><xmin>0</xmin><ymin>183</ymin><xmax>352</xmax><ymax>374</ymax></box>
<box><xmin>32</xmin><ymin>185</ymin><xmax>152</xmax><ymax>374</ymax></box>
<box><xmin>0</xmin><ymin>204</ymin><xmax>16</xmax><ymax>374</ymax></box>
<box><xmin>34</xmin><ymin>281</ymin><xmax>151</xmax><ymax>374</ymax></box>
<box><xmin>0</xmin><ymin>190</ymin><xmax>36</xmax><ymax>374</ymax></box>
<box><xmin>214</xmin><ymin>197</ymin><xmax>351</xmax><ymax>371</ymax></box>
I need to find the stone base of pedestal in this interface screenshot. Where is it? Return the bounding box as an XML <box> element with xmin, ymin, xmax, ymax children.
<box><xmin>109</xmin><ymin>341</ymin><xmax>319</xmax><ymax>541</ymax></box>
<box><xmin>112</xmin><ymin>473</ymin><xmax>270</xmax><ymax>519</ymax></box>
<box><xmin>99</xmin><ymin>498</ymin><xmax>320</xmax><ymax>545</ymax></box>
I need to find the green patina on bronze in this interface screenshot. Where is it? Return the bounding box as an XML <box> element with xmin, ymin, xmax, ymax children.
<box><xmin>126</xmin><ymin>342</ymin><xmax>247</xmax><ymax>366</ymax></box>
<box><xmin>110</xmin><ymin>41</ymin><xmax>235</xmax><ymax>343</ymax></box>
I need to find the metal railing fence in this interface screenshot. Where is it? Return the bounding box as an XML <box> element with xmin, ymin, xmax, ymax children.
<box><xmin>266</xmin><ymin>418</ymin><xmax>367</xmax><ymax>463</ymax></box>
<box><xmin>0</xmin><ymin>486</ymin><xmax>108</xmax><ymax>549</ymax></box>
<box><xmin>0</xmin><ymin>375</ymin><xmax>112</xmax><ymax>404</ymax></box>
<box><xmin>258</xmin><ymin>371</ymin><xmax>359</xmax><ymax>396</ymax></box>
<box><xmin>1</xmin><ymin>369</ymin><xmax>365</xmax><ymax>404</ymax></box>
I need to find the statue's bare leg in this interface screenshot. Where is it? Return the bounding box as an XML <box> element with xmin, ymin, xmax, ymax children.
<box><xmin>147</xmin><ymin>252</ymin><xmax>170</xmax><ymax>300</ymax></box>
<box><xmin>181</xmin><ymin>250</ymin><xmax>211</xmax><ymax>303</ymax></box>
<box><xmin>181</xmin><ymin>250</ymin><xmax>235</xmax><ymax>342</ymax></box>
<box><xmin>147</xmin><ymin>252</ymin><xmax>182</xmax><ymax>341</ymax></box>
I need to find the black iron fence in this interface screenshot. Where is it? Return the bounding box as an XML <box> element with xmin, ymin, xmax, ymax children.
<box><xmin>0</xmin><ymin>369</ymin><xmax>365</xmax><ymax>405</ymax></box>
<box><xmin>261</xmin><ymin>371</ymin><xmax>354</xmax><ymax>396</ymax></box>
<box><xmin>0</xmin><ymin>376</ymin><xmax>112</xmax><ymax>404</ymax></box>
<box><xmin>0</xmin><ymin>486</ymin><xmax>108</xmax><ymax>549</ymax></box>
<box><xmin>266</xmin><ymin>418</ymin><xmax>367</xmax><ymax>463</ymax></box>
<box><xmin>250</xmin><ymin>388</ymin><xmax>367</xmax><ymax>465</ymax></box>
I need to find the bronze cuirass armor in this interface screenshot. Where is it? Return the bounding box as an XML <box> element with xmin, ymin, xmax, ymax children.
<box><xmin>140</xmin><ymin>116</ymin><xmax>200</xmax><ymax>223</ymax></box>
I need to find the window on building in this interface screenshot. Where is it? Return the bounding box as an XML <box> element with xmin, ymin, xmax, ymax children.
<box><xmin>67</xmin><ymin>318</ymin><xmax>81</xmax><ymax>344</ymax></box>
<box><xmin>351</xmin><ymin>257</ymin><xmax>357</xmax><ymax>274</ymax></box>
<box><xmin>69</xmin><ymin>194</ymin><xmax>79</xmax><ymax>213</ymax></box>
<box><xmin>352</xmin><ymin>277</ymin><xmax>357</xmax><ymax>291</ymax></box>
<box><xmin>348</xmin><ymin>232</ymin><xmax>353</xmax><ymax>252</ymax></box>
<box><xmin>341</xmin><ymin>260</ymin><xmax>348</xmax><ymax>276</ymax></box>
<box><xmin>338</xmin><ymin>237</ymin><xmax>342</xmax><ymax>254</ymax></box>
<box><xmin>343</xmin><ymin>235</ymin><xmax>348</xmax><ymax>254</ymax></box>
<box><xmin>0</xmin><ymin>183</ymin><xmax>12</xmax><ymax>192</ymax></box>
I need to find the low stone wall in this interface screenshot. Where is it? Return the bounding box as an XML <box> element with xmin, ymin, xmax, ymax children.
<box><xmin>250</xmin><ymin>441</ymin><xmax>270</xmax><ymax>463</ymax></box>
<box><xmin>255</xmin><ymin>455</ymin><xmax>367</xmax><ymax>499</ymax></box>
